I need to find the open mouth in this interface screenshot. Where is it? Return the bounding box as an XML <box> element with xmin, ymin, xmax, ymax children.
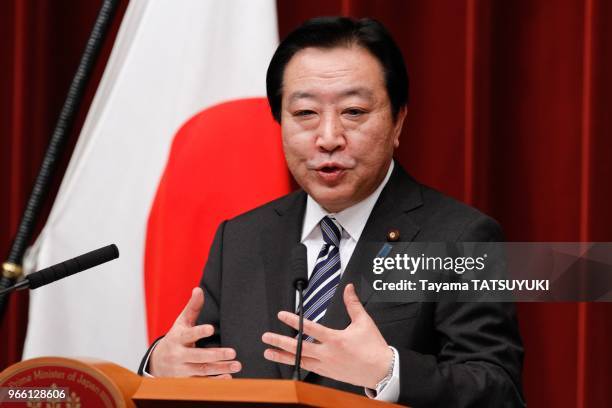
<box><xmin>315</xmin><ymin>165</ymin><xmax>346</xmax><ymax>182</ymax></box>
<box><xmin>319</xmin><ymin>166</ymin><xmax>341</xmax><ymax>173</ymax></box>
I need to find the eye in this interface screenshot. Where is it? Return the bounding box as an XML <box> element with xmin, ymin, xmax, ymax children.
<box><xmin>343</xmin><ymin>108</ymin><xmax>367</xmax><ymax>117</ymax></box>
<box><xmin>293</xmin><ymin>110</ymin><xmax>316</xmax><ymax>118</ymax></box>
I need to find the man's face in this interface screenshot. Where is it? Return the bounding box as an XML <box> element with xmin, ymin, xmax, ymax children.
<box><xmin>281</xmin><ymin>45</ymin><xmax>406</xmax><ymax>213</ymax></box>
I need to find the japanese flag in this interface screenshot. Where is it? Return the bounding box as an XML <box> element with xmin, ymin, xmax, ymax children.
<box><xmin>23</xmin><ymin>0</ymin><xmax>291</xmax><ymax>370</ymax></box>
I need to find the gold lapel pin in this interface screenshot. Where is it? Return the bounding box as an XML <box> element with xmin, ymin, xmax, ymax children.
<box><xmin>387</xmin><ymin>229</ymin><xmax>400</xmax><ymax>242</ymax></box>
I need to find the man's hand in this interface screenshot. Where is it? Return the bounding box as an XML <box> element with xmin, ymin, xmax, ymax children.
<box><xmin>149</xmin><ymin>287</ymin><xmax>242</xmax><ymax>378</ymax></box>
<box><xmin>261</xmin><ymin>284</ymin><xmax>393</xmax><ymax>389</ymax></box>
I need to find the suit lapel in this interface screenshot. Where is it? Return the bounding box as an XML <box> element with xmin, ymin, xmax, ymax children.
<box><xmin>260</xmin><ymin>191</ymin><xmax>307</xmax><ymax>379</ymax></box>
<box><xmin>319</xmin><ymin>164</ymin><xmax>424</xmax><ymax>331</ymax></box>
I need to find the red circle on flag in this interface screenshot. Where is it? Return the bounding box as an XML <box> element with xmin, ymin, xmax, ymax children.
<box><xmin>144</xmin><ymin>98</ymin><xmax>292</xmax><ymax>341</ymax></box>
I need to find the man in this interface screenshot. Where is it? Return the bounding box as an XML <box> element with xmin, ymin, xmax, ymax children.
<box><xmin>139</xmin><ymin>17</ymin><xmax>525</xmax><ymax>407</ymax></box>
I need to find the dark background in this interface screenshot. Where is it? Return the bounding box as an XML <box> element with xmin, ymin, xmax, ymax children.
<box><xmin>2</xmin><ymin>0</ymin><xmax>611</xmax><ymax>406</ymax></box>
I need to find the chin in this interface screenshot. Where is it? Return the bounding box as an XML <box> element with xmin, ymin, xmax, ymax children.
<box><xmin>310</xmin><ymin>192</ymin><xmax>352</xmax><ymax>212</ymax></box>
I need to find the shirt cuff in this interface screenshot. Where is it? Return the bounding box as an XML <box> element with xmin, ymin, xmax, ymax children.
<box><xmin>142</xmin><ymin>340</ymin><xmax>161</xmax><ymax>377</ymax></box>
<box><xmin>364</xmin><ymin>346</ymin><xmax>400</xmax><ymax>402</ymax></box>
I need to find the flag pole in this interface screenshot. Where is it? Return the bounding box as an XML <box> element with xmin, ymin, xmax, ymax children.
<box><xmin>0</xmin><ymin>0</ymin><xmax>120</xmax><ymax>324</ymax></box>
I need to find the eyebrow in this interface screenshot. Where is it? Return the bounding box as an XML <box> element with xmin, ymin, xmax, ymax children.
<box><xmin>287</xmin><ymin>87</ymin><xmax>375</xmax><ymax>103</ymax></box>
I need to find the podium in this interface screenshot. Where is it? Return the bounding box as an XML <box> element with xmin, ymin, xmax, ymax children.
<box><xmin>0</xmin><ymin>357</ymin><xmax>404</xmax><ymax>407</ymax></box>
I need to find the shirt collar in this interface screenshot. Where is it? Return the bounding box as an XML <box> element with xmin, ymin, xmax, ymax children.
<box><xmin>301</xmin><ymin>160</ymin><xmax>395</xmax><ymax>242</ymax></box>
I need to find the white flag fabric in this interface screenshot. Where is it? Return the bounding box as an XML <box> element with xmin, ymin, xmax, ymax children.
<box><xmin>23</xmin><ymin>0</ymin><xmax>285</xmax><ymax>370</ymax></box>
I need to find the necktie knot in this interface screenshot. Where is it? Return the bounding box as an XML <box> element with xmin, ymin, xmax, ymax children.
<box><xmin>320</xmin><ymin>216</ymin><xmax>341</xmax><ymax>247</ymax></box>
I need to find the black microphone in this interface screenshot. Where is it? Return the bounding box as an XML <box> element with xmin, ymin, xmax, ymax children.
<box><xmin>291</xmin><ymin>243</ymin><xmax>308</xmax><ymax>381</ymax></box>
<box><xmin>0</xmin><ymin>244</ymin><xmax>119</xmax><ymax>295</ymax></box>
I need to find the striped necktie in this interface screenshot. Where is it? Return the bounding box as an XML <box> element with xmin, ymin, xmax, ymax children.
<box><xmin>300</xmin><ymin>216</ymin><xmax>342</xmax><ymax>342</ymax></box>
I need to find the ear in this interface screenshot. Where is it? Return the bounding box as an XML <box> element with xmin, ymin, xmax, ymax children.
<box><xmin>392</xmin><ymin>106</ymin><xmax>407</xmax><ymax>148</ymax></box>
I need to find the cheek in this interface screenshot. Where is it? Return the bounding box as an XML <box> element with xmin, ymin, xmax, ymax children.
<box><xmin>283</xmin><ymin>135</ymin><xmax>303</xmax><ymax>157</ymax></box>
<box><xmin>283</xmin><ymin>120</ymin><xmax>314</xmax><ymax>147</ymax></box>
<box><xmin>282</xmin><ymin>130</ymin><xmax>313</xmax><ymax>167</ymax></box>
<box><xmin>347</xmin><ymin>124</ymin><xmax>394</xmax><ymax>160</ymax></box>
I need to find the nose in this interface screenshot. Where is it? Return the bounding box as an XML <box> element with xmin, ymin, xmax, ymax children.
<box><xmin>315</xmin><ymin>112</ymin><xmax>346</xmax><ymax>152</ymax></box>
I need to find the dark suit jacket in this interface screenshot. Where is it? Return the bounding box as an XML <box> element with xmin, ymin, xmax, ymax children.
<box><xmin>140</xmin><ymin>164</ymin><xmax>525</xmax><ymax>407</ymax></box>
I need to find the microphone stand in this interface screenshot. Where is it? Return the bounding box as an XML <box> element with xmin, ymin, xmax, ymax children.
<box><xmin>293</xmin><ymin>279</ymin><xmax>307</xmax><ymax>380</ymax></box>
<box><xmin>0</xmin><ymin>0</ymin><xmax>120</xmax><ymax>325</ymax></box>
<box><xmin>0</xmin><ymin>280</ymin><xmax>29</xmax><ymax>296</ymax></box>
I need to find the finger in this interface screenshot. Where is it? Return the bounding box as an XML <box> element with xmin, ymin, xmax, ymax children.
<box><xmin>277</xmin><ymin>311</ymin><xmax>334</xmax><ymax>343</ymax></box>
<box><xmin>261</xmin><ymin>332</ymin><xmax>318</xmax><ymax>358</ymax></box>
<box><xmin>263</xmin><ymin>347</ymin><xmax>294</xmax><ymax>365</ymax></box>
<box><xmin>210</xmin><ymin>374</ymin><xmax>232</xmax><ymax>380</ymax></box>
<box><xmin>179</xmin><ymin>324</ymin><xmax>215</xmax><ymax>345</ymax></box>
<box><xmin>263</xmin><ymin>348</ymin><xmax>319</xmax><ymax>370</ymax></box>
<box><xmin>177</xmin><ymin>287</ymin><xmax>205</xmax><ymax>327</ymax></box>
<box><xmin>343</xmin><ymin>284</ymin><xmax>366</xmax><ymax>323</ymax></box>
<box><xmin>183</xmin><ymin>347</ymin><xmax>237</xmax><ymax>364</ymax></box>
<box><xmin>189</xmin><ymin>361</ymin><xmax>241</xmax><ymax>376</ymax></box>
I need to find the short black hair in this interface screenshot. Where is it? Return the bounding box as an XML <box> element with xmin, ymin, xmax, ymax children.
<box><xmin>266</xmin><ymin>16</ymin><xmax>409</xmax><ymax>123</ymax></box>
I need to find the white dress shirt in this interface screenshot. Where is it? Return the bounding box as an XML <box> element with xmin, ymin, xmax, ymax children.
<box><xmin>299</xmin><ymin>160</ymin><xmax>400</xmax><ymax>403</ymax></box>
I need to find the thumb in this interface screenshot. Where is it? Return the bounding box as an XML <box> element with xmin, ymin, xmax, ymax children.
<box><xmin>343</xmin><ymin>284</ymin><xmax>366</xmax><ymax>323</ymax></box>
<box><xmin>177</xmin><ymin>287</ymin><xmax>205</xmax><ymax>327</ymax></box>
